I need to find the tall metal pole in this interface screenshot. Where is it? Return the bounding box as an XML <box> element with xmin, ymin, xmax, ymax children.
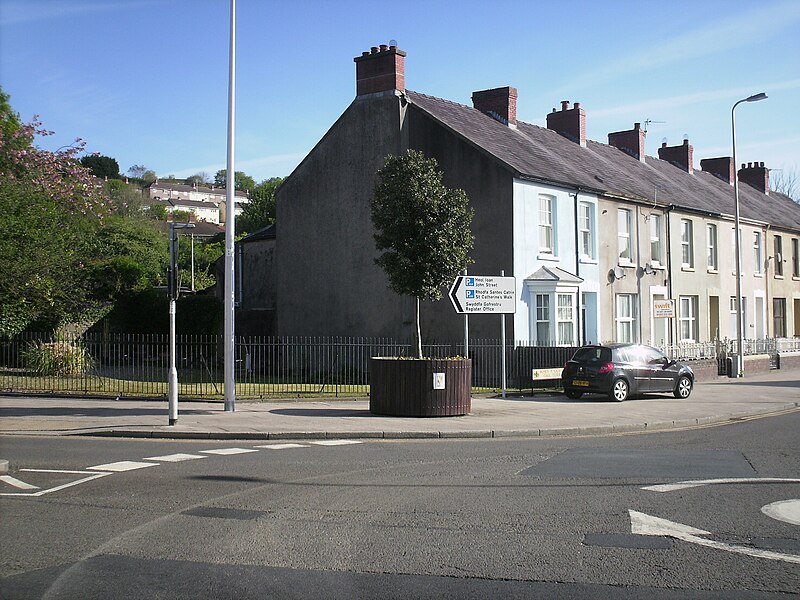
<box><xmin>731</xmin><ymin>92</ymin><xmax>767</xmax><ymax>378</ymax></box>
<box><xmin>224</xmin><ymin>0</ymin><xmax>237</xmax><ymax>411</ymax></box>
<box><xmin>463</xmin><ymin>269</ymin><xmax>469</xmax><ymax>358</ymax></box>
<box><xmin>500</xmin><ymin>270</ymin><xmax>506</xmax><ymax>399</ymax></box>
<box><xmin>168</xmin><ymin>222</ymin><xmax>178</xmax><ymax>425</ymax></box>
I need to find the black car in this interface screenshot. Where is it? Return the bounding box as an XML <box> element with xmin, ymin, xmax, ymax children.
<box><xmin>561</xmin><ymin>344</ymin><xmax>694</xmax><ymax>401</ymax></box>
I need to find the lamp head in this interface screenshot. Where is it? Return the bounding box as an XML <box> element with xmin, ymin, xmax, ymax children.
<box><xmin>746</xmin><ymin>92</ymin><xmax>767</xmax><ymax>102</ymax></box>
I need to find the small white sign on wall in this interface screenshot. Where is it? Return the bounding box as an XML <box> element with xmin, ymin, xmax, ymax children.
<box><xmin>433</xmin><ymin>372</ymin><xmax>446</xmax><ymax>390</ymax></box>
<box><xmin>653</xmin><ymin>299</ymin><xmax>675</xmax><ymax>318</ymax></box>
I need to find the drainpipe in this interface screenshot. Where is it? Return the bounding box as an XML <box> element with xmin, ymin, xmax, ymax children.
<box><xmin>572</xmin><ymin>192</ymin><xmax>582</xmax><ymax>345</ymax></box>
<box><xmin>635</xmin><ymin>205</ymin><xmax>643</xmax><ymax>343</ymax></box>
<box><xmin>665</xmin><ymin>205</ymin><xmax>675</xmax><ymax>347</ymax></box>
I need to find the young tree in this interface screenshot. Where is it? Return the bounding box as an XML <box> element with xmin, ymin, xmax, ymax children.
<box><xmin>80</xmin><ymin>154</ymin><xmax>121</xmax><ymax>179</ymax></box>
<box><xmin>237</xmin><ymin>176</ymin><xmax>285</xmax><ymax>233</ymax></box>
<box><xmin>214</xmin><ymin>169</ymin><xmax>255</xmax><ymax>193</ymax></box>
<box><xmin>371</xmin><ymin>150</ymin><xmax>474</xmax><ymax>358</ymax></box>
<box><xmin>771</xmin><ymin>168</ymin><xmax>799</xmax><ymax>202</ymax></box>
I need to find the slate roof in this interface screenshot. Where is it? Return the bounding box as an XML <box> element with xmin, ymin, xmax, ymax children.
<box><xmin>148</xmin><ymin>181</ymin><xmax>249</xmax><ymax>198</ymax></box>
<box><xmin>405</xmin><ymin>91</ymin><xmax>800</xmax><ymax>233</ymax></box>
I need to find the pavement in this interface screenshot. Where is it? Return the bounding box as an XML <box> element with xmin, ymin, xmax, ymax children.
<box><xmin>1</xmin><ymin>369</ymin><xmax>799</xmax><ymax>449</ymax></box>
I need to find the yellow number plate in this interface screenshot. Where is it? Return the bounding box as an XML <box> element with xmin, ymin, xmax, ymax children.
<box><xmin>573</xmin><ymin>380</ymin><xmax>589</xmax><ymax>387</ymax></box>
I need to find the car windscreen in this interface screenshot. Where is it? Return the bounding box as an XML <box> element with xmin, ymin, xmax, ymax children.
<box><xmin>572</xmin><ymin>347</ymin><xmax>612</xmax><ymax>362</ymax></box>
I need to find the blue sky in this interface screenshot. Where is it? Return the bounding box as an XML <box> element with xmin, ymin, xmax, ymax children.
<box><xmin>2</xmin><ymin>0</ymin><xmax>799</xmax><ymax>185</ymax></box>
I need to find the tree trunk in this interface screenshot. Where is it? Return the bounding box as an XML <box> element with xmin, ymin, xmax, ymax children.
<box><xmin>415</xmin><ymin>296</ymin><xmax>422</xmax><ymax>359</ymax></box>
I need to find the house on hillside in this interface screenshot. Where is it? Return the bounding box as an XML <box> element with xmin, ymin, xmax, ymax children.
<box><xmin>146</xmin><ymin>181</ymin><xmax>249</xmax><ymax>225</ymax></box>
<box><xmin>266</xmin><ymin>44</ymin><xmax>800</xmax><ymax>345</ymax></box>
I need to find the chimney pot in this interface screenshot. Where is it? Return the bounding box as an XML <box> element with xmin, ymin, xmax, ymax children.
<box><xmin>608</xmin><ymin>122</ymin><xmax>647</xmax><ymax>162</ymax></box>
<box><xmin>738</xmin><ymin>161</ymin><xmax>770</xmax><ymax>194</ymax></box>
<box><xmin>658</xmin><ymin>139</ymin><xmax>694</xmax><ymax>173</ymax></box>
<box><xmin>354</xmin><ymin>45</ymin><xmax>406</xmax><ymax>96</ymax></box>
<box><xmin>662</xmin><ymin>142</ymin><xmax>667</xmax><ymax>148</ymax></box>
<box><xmin>547</xmin><ymin>100</ymin><xmax>587</xmax><ymax>147</ymax></box>
<box><xmin>472</xmin><ymin>86</ymin><xmax>518</xmax><ymax>127</ymax></box>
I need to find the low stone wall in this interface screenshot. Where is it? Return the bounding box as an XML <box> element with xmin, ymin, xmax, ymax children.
<box><xmin>744</xmin><ymin>354</ymin><xmax>772</xmax><ymax>375</ymax></box>
<box><xmin>683</xmin><ymin>358</ymin><xmax>725</xmax><ymax>382</ymax></box>
<box><xmin>777</xmin><ymin>351</ymin><xmax>800</xmax><ymax>370</ymax></box>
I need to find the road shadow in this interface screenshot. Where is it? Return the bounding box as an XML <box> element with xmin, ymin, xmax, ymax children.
<box><xmin>270</xmin><ymin>408</ymin><xmax>374</xmax><ymax>418</ymax></box>
<box><xmin>0</xmin><ymin>407</ymin><xmax>215</xmax><ymax>417</ymax></box>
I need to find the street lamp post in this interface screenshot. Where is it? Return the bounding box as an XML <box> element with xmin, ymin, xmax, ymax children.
<box><xmin>731</xmin><ymin>92</ymin><xmax>767</xmax><ymax>377</ymax></box>
<box><xmin>167</xmin><ymin>215</ymin><xmax>195</xmax><ymax>425</ymax></box>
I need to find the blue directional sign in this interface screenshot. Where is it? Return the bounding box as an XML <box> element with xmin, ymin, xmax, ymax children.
<box><xmin>449</xmin><ymin>275</ymin><xmax>516</xmax><ymax>314</ymax></box>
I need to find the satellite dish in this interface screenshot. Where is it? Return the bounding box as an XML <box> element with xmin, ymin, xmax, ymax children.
<box><xmin>613</xmin><ymin>266</ymin><xmax>625</xmax><ymax>280</ymax></box>
<box><xmin>644</xmin><ymin>263</ymin><xmax>655</xmax><ymax>275</ymax></box>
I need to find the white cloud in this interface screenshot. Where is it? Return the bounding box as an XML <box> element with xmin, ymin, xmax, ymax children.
<box><xmin>591</xmin><ymin>79</ymin><xmax>800</xmax><ymax>119</ymax></box>
<box><xmin>0</xmin><ymin>0</ymin><xmax>159</xmax><ymax>26</ymax></box>
<box><xmin>555</xmin><ymin>1</ymin><xmax>800</xmax><ymax>92</ymax></box>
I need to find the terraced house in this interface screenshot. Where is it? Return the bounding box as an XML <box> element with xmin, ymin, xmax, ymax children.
<box><xmin>268</xmin><ymin>45</ymin><xmax>800</xmax><ymax>347</ymax></box>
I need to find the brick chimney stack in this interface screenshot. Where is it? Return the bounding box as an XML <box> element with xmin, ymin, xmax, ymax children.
<box><xmin>608</xmin><ymin>123</ymin><xmax>646</xmax><ymax>162</ymax></box>
<box><xmin>700</xmin><ymin>157</ymin><xmax>735</xmax><ymax>184</ymax></box>
<box><xmin>472</xmin><ymin>86</ymin><xmax>518</xmax><ymax>127</ymax></box>
<box><xmin>546</xmin><ymin>101</ymin><xmax>586</xmax><ymax>147</ymax></box>
<box><xmin>738</xmin><ymin>162</ymin><xmax>770</xmax><ymax>195</ymax></box>
<box><xmin>658</xmin><ymin>139</ymin><xmax>694</xmax><ymax>174</ymax></box>
<box><xmin>354</xmin><ymin>44</ymin><xmax>406</xmax><ymax>97</ymax></box>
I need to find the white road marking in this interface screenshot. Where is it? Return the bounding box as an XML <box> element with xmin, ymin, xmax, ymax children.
<box><xmin>642</xmin><ymin>477</ymin><xmax>800</xmax><ymax>492</ymax></box>
<box><xmin>629</xmin><ymin>510</ymin><xmax>800</xmax><ymax>564</ymax></box>
<box><xmin>87</xmin><ymin>461</ymin><xmax>158</xmax><ymax>472</ymax></box>
<box><xmin>199</xmin><ymin>448</ymin><xmax>259</xmax><ymax>456</ymax></box>
<box><xmin>761</xmin><ymin>499</ymin><xmax>800</xmax><ymax>526</ymax></box>
<box><xmin>0</xmin><ymin>475</ymin><xmax>39</xmax><ymax>490</ymax></box>
<box><xmin>143</xmin><ymin>453</ymin><xmax>207</xmax><ymax>462</ymax></box>
<box><xmin>255</xmin><ymin>443</ymin><xmax>310</xmax><ymax>450</ymax></box>
<box><xmin>310</xmin><ymin>440</ymin><xmax>363</xmax><ymax>446</ymax></box>
<box><xmin>0</xmin><ymin>470</ymin><xmax>112</xmax><ymax>497</ymax></box>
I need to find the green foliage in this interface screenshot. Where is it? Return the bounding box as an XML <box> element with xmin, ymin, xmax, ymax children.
<box><xmin>24</xmin><ymin>339</ymin><xmax>93</xmax><ymax>376</ymax></box>
<box><xmin>146</xmin><ymin>204</ymin><xmax>168</xmax><ymax>220</ymax></box>
<box><xmin>178</xmin><ymin>235</ymin><xmax>225</xmax><ymax>291</ymax></box>
<box><xmin>92</xmin><ymin>288</ymin><xmax>222</xmax><ymax>335</ymax></box>
<box><xmin>86</xmin><ymin>215</ymin><xmax>167</xmax><ymax>301</ymax></box>
<box><xmin>238</xmin><ymin>176</ymin><xmax>285</xmax><ymax>233</ymax></box>
<box><xmin>0</xmin><ymin>180</ymin><xmax>94</xmax><ymax>335</ymax></box>
<box><xmin>103</xmin><ymin>179</ymin><xmax>145</xmax><ymax>216</ymax></box>
<box><xmin>80</xmin><ymin>154</ymin><xmax>121</xmax><ymax>179</ymax></box>
<box><xmin>371</xmin><ymin>150</ymin><xmax>474</xmax><ymax>301</ymax></box>
<box><xmin>214</xmin><ymin>169</ymin><xmax>255</xmax><ymax>192</ymax></box>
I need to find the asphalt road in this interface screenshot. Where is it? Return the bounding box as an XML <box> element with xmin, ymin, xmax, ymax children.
<box><xmin>1</xmin><ymin>413</ymin><xmax>799</xmax><ymax>599</ymax></box>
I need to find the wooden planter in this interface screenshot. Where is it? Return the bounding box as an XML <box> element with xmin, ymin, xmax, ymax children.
<box><xmin>369</xmin><ymin>358</ymin><xmax>472</xmax><ymax>417</ymax></box>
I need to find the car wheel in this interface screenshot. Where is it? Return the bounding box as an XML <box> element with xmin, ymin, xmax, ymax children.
<box><xmin>564</xmin><ymin>389</ymin><xmax>582</xmax><ymax>399</ymax></box>
<box><xmin>674</xmin><ymin>375</ymin><xmax>692</xmax><ymax>399</ymax></box>
<box><xmin>609</xmin><ymin>378</ymin><xmax>629</xmax><ymax>402</ymax></box>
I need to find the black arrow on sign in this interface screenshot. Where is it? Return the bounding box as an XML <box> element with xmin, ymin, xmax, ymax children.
<box><xmin>449</xmin><ymin>276</ymin><xmax>464</xmax><ymax>313</ymax></box>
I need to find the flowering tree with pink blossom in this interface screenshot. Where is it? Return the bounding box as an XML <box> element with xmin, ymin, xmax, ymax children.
<box><xmin>0</xmin><ymin>89</ymin><xmax>165</xmax><ymax>336</ymax></box>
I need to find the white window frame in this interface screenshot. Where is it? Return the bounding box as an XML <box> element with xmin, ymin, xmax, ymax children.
<box><xmin>773</xmin><ymin>297</ymin><xmax>787</xmax><ymax>337</ymax></box>
<box><xmin>535</xmin><ymin>293</ymin><xmax>551</xmax><ymax>345</ymax></box>
<box><xmin>754</xmin><ymin>231</ymin><xmax>763</xmax><ymax>275</ymax></box>
<box><xmin>679</xmin><ymin>296</ymin><xmax>699</xmax><ymax>342</ymax></box>
<box><xmin>706</xmin><ymin>223</ymin><xmax>718</xmax><ymax>271</ymax></box>
<box><xmin>557</xmin><ymin>293</ymin><xmax>575</xmax><ymax>346</ymax></box>
<box><xmin>681</xmin><ymin>219</ymin><xmax>694</xmax><ymax>269</ymax></box>
<box><xmin>774</xmin><ymin>235</ymin><xmax>784</xmax><ymax>277</ymax></box>
<box><xmin>618</xmin><ymin>209</ymin><xmax>632</xmax><ymax>264</ymax></box>
<box><xmin>649</xmin><ymin>214</ymin><xmax>662</xmax><ymax>266</ymax></box>
<box><xmin>615</xmin><ymin>293</ymin><xmax>638</xmax><ymax>343</ymax></box>
<box><xmin>578</xmin><ymin>201</ymin><xmax>594</xmax><ymax>260</ymax></box>
<box><xmin>539</xmin><ymin>195</ymin><xmax>555</xmax><ymax>255</ymax></box>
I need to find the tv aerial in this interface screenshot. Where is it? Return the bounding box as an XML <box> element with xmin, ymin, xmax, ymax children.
<box><xmin>644</xmin><ymin>119</ymin><xmax>665</xmax><ymax>133</ymax></box>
